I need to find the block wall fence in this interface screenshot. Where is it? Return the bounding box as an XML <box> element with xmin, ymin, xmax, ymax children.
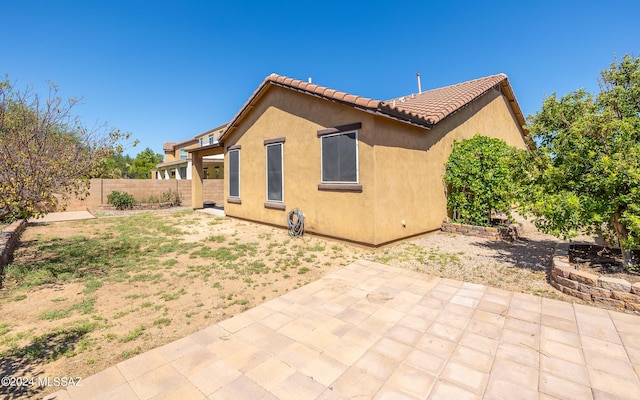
<box><xmin>63</xmin><ymin>179</ymin><xmax>224</xmax><ymax>211</ymax></box>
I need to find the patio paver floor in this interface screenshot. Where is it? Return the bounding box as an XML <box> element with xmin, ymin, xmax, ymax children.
<box><xmin>45</xmin><ymin>260</ymin><xmax>640</xmax><ymax>399</ymax></box>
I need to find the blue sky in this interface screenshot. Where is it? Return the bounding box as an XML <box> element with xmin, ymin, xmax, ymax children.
<box><xmin>2</xmin><ymin>0</ymin><xmax>639</xmax><ymax>156</ymax></box>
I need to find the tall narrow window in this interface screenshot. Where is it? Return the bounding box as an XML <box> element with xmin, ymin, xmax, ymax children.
<box><xmin>228</xmin><ymin>149</ymin><xmax>240</xmax><ymax>198</ymax></box>
<box><xmin>266</xmin><ymin>143</ymin><xmax>283</xmax><ymax>202</ymax></box>
<box><xmin>321</xmin><ymin>131</ymin><xmax>358</xmax><ymax>183</ymax></box>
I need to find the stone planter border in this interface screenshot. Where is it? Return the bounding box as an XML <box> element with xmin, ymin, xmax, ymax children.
<box><xmin>0</xmin><ymin>219</ymin><xmax>27</xmax><ymax>278</ymax></box>
<box><xmin>99</xmin><ymin>202</ymin><xmax>176</xmax><ymax>211</ymax></box>
<box><xmin>550</xmin><ymin>243</ymin><xmax>640</xmax><ymax>312</ymax></box>
<box><xmin>441</xmin><ymin>220</ymin><xmax>519</xmax><ymax>241</ymax></box>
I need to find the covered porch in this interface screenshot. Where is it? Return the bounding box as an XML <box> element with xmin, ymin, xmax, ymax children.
<box><xmin>189</xmin><ymin>143</ymin><xmax>224</xmax><ymax>209</ymax></box>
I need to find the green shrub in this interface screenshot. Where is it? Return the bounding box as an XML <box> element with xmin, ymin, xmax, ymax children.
<box><xmin>140</xmin><ymin>190</ymin><xmax>181</xmax><ymax>206</ymax></box>
<box><xmin>144</xmin><ymin>194</ymin><xmax>160</xmax><ymax>203</ymax></box>
<box><xmin>444</xmin><ymin>135</ymin><xmax>522</xmax><ymax>226</ymax></box>
<box><xmin>107</xmin><ymin>191</ymin><xmax>136</xmax><ymax>210</ymax></box>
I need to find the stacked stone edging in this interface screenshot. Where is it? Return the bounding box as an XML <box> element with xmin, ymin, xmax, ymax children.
<box><xmin>0</xmin><ymin>219</ymin><xmax>27</xmax><ymax>276</ymax></box>
<box><xmin>550</xmin><ymin>243</ymin><xmax>640</xmax><ymax>312</ymax></box>
<box><xmin>441</xmin><ymin>220</ymin><xmax>518</xmax><ymax>241</ymax></box>
<box><xmin>99</xmin><ymin>202</ymin><xmax>176</xmax><ymax>211</ymax></box>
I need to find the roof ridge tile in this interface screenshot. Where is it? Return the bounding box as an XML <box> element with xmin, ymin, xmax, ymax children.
<box><xmin>220</xmin><ymin>72</ymin><xmax>524</xmax><ymax>141</ymax></box>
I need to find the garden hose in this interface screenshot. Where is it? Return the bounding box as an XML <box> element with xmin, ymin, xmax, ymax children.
<box><xmin>287</xmin><ymin>209</ymin><xmax>304</xmax><ymax>237</ymax></box>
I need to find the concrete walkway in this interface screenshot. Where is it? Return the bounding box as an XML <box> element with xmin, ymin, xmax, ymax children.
<box><xmin>46</xmin><ymin>261</ymin><xmax>640</xmax><ymax>400</ymax></box>
<box><xmin>34</xmin><ymin>211</ymin><xmax>96</xmax><ymax>223</ymax></box>
<box><xmin>196</xmin><ymin>207</ymin><xmax>226</xmax><ymax>218</ymax></box>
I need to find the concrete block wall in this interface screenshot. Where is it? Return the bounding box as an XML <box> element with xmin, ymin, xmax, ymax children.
<box><xmin>63</xmin><ymin>179</ymin><xmax>223</xmax><ymax>211</ymax></box>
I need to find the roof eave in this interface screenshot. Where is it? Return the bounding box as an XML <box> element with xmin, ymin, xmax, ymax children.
<box><xmin>499</xmin><ymin>79</ymin><xmax>529</xmax><ymax>138</ymax></box>
<box><xmin>219</xmin><ymin>75</ymin><xmax>385</xmax><ymax>142</ymax></box>
<box><xmin>376</xmin><ymin>106</ymin><xmax>434</xmax><ymax>129</ymax></box>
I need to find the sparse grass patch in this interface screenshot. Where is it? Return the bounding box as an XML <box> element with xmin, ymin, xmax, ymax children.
<box><xmin>0</xmin><ymin>322</ymin><xmax>11</xmax><ymax>336</ymax></box>
<box><xmin>162</xmin><ymin>258</ymin><xmax>178</xmax><ymax>267</ymax></box>
<box><xmin>209</xmin><ymin>234</ymin><xmax>225</xmax><ymax>243</ymax></box>
<box><xmin>121</xmin><ymin>346</ymin><xmax>142</xmax><ymax>360</ymax></box>
<box><xmin>154</xmin><ymin>317</ymin><xmax>171</xmax><ymax>327</ymax></box>
<box><xmin>120</xmin><ymin>325</ymin><xmax>145</xmax><ymax>342</ymax></box>
<box><xmin>128</xmin><ymin>272</ymin><xmax>163</xmax><ymax>283</ymax></box>
<box><xmin>124</xmin><ymin>293</ymin><xmax>149</xmax><ymax>300</ymax></box>
<box><xmin>83</xmin><ymin>279</ymin><xmax>103</xmax><ymax>294</ymax></box>
<box><xmin>9</xmin><ymin>294</ymin><xmax>27</xmax><ymax>302</ymax></box>
<box><xmin>38</xmin><ymin>297</ymin><xmax>96</xmax><ymax>321</ymax></box>
<box><xmin>158</xmin><ymin>288</ymin><xmax>186</xmax><ymax>301</ymax></box>
<box><xmin>306</xmin><ymin>244</ymin><xmax>325</xmax><ymax>252</ymax></box>
<box><xmin>0</xmin><ymin>319</ymin><xmax>99</xmax><ymax>362</ymax></box>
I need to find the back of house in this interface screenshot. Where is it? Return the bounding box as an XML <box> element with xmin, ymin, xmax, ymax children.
<box><xmin>216</xmin><ymin>73</ymin><xmax>528</xmax><ymax>246</ymax></box>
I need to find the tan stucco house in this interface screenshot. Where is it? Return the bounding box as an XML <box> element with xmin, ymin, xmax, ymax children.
<box><xmin>155</xmin><ymin>124</ymin><xmax>227</xmax><ymax>180</ymax></box>
<box><xmin>210</xmin><ymin>73</ymin><xmax>528</xmax><ymax>246</ymax></box>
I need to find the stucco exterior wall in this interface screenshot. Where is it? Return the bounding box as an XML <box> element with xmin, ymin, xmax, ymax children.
<box><xmin>223</xmin><ymin>87</ymin><xmax>379</xmax><ymax>244</ymax></box>
<box><xmin>371</xmin><ymin>88</ymin><xmax>527</xmax><ymax>244</ymax></box>
<box><xmin>224</xmin><ymin>85</ymin><xmax>527</xmax><ymax>246</ymax></box>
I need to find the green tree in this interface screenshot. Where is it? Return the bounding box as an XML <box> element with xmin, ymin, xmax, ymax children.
<box><xmin>95</xmin><ymin>153</ymin><xmax>134</xmax><ymax>178</ymax></box>
<box><xmin>0</xmin><ymin>77</ymin><xmax>134</xmax><ymax>220</ymax></box>
<box><xmin>521</xmin><ymin>54</ymin><xmax>640</xmax><ymax>266</ymax></box>
<box><xmin>129</xmin><ymin>147</ymin><xmax>163</xmax><ymax>179</ymax></box>
<box><xmin>444</xmin><ymin>135</ymin><xmax>522</xmax><ymax>226</ymax></box>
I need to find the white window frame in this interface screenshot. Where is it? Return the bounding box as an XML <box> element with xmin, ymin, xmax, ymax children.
<box><xmin>209</xmin><ymin>135</ymin><xmax>215</xmax><ymax>145</ymax></box>
<box><xmin>320</xmin><ymin>130</ymin><xmax>359</xmax><ymax>184</ymax></box>
<box><xmin>179</xmin><ymin>149</ymin><xmax>188</xmax><ymax>160</ymax></box>
<box><xmin>199</xmin><ymin>138</ymin><xmax>204</xmax><ymax>147</ymax></box>
<box><xmin>265</xmin><ymin>142</ymin><xmax>284</xmax><ymax>203</ymax></box>
<box><xmin>228</xmin><ymin>149</ymin><xmax>240</xmax><ymax>198</ymax></box>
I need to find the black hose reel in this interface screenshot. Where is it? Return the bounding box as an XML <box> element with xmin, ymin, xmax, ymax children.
<box><xmin>287</xmin><ymin>209</ymin><xmax>304</xmax><ymax>237</ymax></box>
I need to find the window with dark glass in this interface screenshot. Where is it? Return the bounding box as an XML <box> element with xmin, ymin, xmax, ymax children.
<box><xmin>266</xmin><ymin>143</ymin><xmax>283</xmax><ymax>202</ymax></box>
<box><xmin>228</xmin><ymin>149</ymin><xmax>240</xmax><ymax>198</ymax></box>
<box><xmin>321</xmin><ymin>131</ymin><xmax>358</xmax><ymax>183</ymax></box>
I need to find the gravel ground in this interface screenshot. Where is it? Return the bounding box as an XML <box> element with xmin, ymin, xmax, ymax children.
<box><xmin>363</xmin><ymin>215</ymin><xmax>636</xmax><ymax>313</ymax></box>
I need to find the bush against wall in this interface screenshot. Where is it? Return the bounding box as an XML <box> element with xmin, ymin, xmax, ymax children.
<box><xmin>106</xmin><ymin>191</ymin><xmax>136</xmax><ymax>210</ymax></box>
<box><xmin>143</xmin><ymin>189</ymin><xmax>182</xmax><ymax>206</ymax></box>
<box><xmin>444</xmin><ymin>135</ymin><xmax>522</xmax><ymax>226</ymax></box>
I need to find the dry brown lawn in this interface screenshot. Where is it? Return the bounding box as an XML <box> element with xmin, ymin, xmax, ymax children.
<box><xmin>0</xmin><ymin>210</ymin><xmax>364</xmax><ymax>399</ymax></box>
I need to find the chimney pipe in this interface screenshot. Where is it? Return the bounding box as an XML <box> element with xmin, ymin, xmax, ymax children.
<box><xmin>416</xmin><ymin>72</ymin><xmax>422</xmax><ymax>94</ymax></box>
<box><xmin>308</xmin><ymin>77</ymin><xmax>312</xmax><ymax>84</ymax></box>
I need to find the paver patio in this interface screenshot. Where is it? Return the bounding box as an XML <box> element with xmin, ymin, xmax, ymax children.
<box><xmin>45</xmin><ymin>260</ymin><xmax>640</xmax><ymax>399</ymax></box>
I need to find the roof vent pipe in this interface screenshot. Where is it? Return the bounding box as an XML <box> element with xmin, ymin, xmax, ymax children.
<box><xmin>308</xmin><ymin>77</ymin><xmax>312</xmax><ymax>84</ymax></box>
<box><xmin>416</xmin><ymin>72</ymin><xmax>422</xmax><ymax>94</ymax></box>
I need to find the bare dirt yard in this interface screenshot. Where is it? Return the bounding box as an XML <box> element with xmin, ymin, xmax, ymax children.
<box><xmin>0</xmin><ymin>209</ymin><xmax>624</xmax><ymax>399</ymax></box>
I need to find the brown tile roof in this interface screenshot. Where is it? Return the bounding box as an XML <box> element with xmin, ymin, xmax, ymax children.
<box><xmin>381</xmin><ymin>74</ymin><xmax>511</xmax><ymax>125</ymax></box>
<box><xmin>267</xmin><ymin>74</ymin><xmax>382</xmax><ymax>109</ymax></box>
<box><xmin>163</xmin><ymin>142</ymin><xmax>177</xmax><ymax>152</ymax></box>
<box><xmin>220</xmin><ymin>73</ymin><xmax>526</xmax><ymax>140</ymax></box>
